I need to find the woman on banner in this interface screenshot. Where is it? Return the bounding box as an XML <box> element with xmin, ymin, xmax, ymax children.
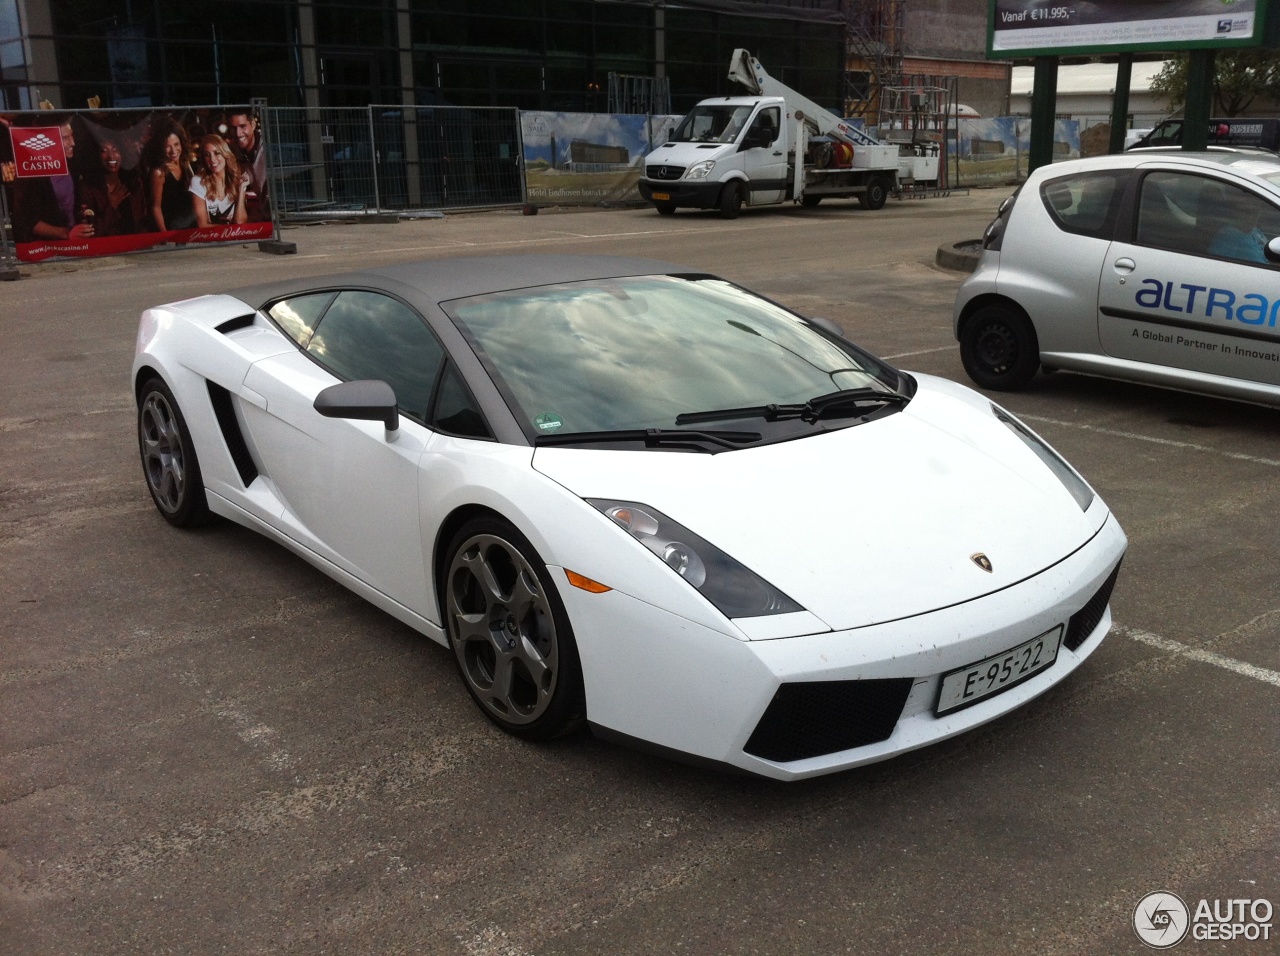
<box><xmin>147</xmin><ymin>118</ymin><xmax>196</xmax><ymax>231</ymax></box>
<box><xmin>77</xmin><ymin>129</ymin><xmax>147</xmax><ymax>236</ymax></box>
<box><xmin>189</xmin><ymin>134</ymin><xmax>248</xmax><ymax>227</ymax></box>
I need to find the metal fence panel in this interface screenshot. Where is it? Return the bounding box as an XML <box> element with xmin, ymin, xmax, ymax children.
<box><xmin>265</xmin><ymin>105</ymin><xmax>524</xmax><ymax>217</ymax></box>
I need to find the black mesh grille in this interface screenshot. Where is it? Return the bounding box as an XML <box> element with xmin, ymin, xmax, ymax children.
<box><xmin>1064</xmin><ymin>561</ymin><xmax>1122</xmax><ymax>651</ymax></box>
<box><xmin>744</xmin><ymin>678</ymin><xmax>914</xmax><ymax>763</ymax></box>
<box><xmin>646</xmin><ymin>165</ymin><xmax>686</xmax><ymax>181</ymax></box>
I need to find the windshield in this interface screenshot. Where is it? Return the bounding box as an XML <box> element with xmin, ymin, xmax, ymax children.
<box><xmin>672</xmin><ymin>105</ymin><xmax>755</xmax><ymax>144</ymax></box>
<box><xmin>444</xmin><ymin>275</ymin><xmax>900</xmax><ymax>439</ymax></box>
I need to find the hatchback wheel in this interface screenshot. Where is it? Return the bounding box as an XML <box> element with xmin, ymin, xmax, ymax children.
<box><xmin>960</xmin><ymin>303</ymin><xmax>1040</xmax><ymax>391</ymax></box>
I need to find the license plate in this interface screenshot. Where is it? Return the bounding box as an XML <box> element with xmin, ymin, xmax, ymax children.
<box><xmin>935</xmin><ymin>625</ymin><xmax>1063</xmax><ymax>716</ymax></box>
<box><xmin>651</xmin><ymin>192</ymin><xmax>671</xmax><ymax>201</ymax></box>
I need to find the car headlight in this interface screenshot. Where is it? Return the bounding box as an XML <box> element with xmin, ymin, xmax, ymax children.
<box><xmin>990</xmin><ymin>404</ymin><xmax>1094</xmax><ymax>511</ymax></box>
<box><xmin>685</xmin><ymin>160</ymin><xmax>716</xmax><ymax>181</ymax></box>
<box><xmin>588</xmin><ymin>499</ymin><xmax>801</xmax><ymax>618</ymax></box>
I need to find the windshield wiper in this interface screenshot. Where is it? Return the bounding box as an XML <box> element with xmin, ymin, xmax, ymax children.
<box><xmin>534</xmin><ymin>428</ymin><xmax>762</xmax><ymax>451</ymax></box>
<box><xmin>675</xmin><ymin>388</ymin><xmax>909</xmax><ymax>426</ymax></box>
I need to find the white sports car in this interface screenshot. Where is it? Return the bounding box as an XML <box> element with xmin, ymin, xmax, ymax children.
<box><xmin>133</xmin><ymin>255</ymin><xmax>1126</xmax><ymax>780</ymax></box>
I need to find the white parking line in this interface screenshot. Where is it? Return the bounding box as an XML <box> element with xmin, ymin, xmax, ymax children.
<box><xmin>882</xmin><ymin>345</ymin><xmax>956</xmax><ymax>359</ymax></box>
<box><xmin>1116</xmin><ymin>624</ymin><xmax>1280</xmax><ymax>687</ymax></box>
<box><xmin>1019</xmin><ymin>415</ymin><xmax>1280</xmax><ymax>468</ymax></box>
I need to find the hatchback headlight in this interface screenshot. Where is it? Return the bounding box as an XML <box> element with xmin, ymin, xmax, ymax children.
<box><xmin>991</xmin><ymin>404</ymin><xmax>1094</xmax><ymax>511</ymax></box>
<box><xmin>685</xmin><ymin>160</ymin><xmax>716</xmax><ymax>181</ymax></box>
<box><xmin>589</xmin><ymin>499</ymin><xmax>801</xmax><ymax>618</ymax></box>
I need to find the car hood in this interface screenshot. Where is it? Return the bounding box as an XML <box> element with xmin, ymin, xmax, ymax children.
<box><xmin>532</xmin><ymin>374</ymin><xmax>1107</xmax><ymax>633</ymax></box>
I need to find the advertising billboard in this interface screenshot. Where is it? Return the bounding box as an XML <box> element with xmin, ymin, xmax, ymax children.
<box><xmin>988</xmin><ymin>0</ymin><xmax>1272</xmax><ymax>58</ymax></box>
<box><xmin>1</xmin><ymin>106</ymin><xmax>274</xmax><ymax>263</ymax></box>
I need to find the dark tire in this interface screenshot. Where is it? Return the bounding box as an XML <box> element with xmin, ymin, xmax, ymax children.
<box><xmin>860</xmin><ymin>175</ymin><xmax>889</xmax><ymax>210</ymax></box>
<box><xmin>137</xmin><ymin>376</ymin><xmax>211</xmax><ymax>527</ymax></box>
<box><xmin>654</xmin><ymin>201</ymin><xmax>676</xmax><ymax>216</ymax></box>
<box><xmin>960</xmin><ymin>303</ymin><xmax>1040</xmax><ymax>391</ymax></box>
<box><xmin>442</xmin><ymin>516</ymin><xmax>585</xmax><ymax>741</ymax></box>
<box><xmin>800</xmin><ymin>194</ymin><xmax>822</xmax><ymax>208</ymax></box>
<box><xmin>718</xmin><ymin>181</ymin><xmax>743</xmax><ymax>220</ymax></box>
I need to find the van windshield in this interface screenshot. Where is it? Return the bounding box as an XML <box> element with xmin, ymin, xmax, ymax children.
<box><xmin>672</xmin><ymin>105</ymin><xmax>755</xmax><ymax>144</ymax></box>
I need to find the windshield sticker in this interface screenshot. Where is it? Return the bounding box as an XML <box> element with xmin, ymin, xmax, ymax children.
<box><xmin>535</xmin><ymin>412</ymin><xmax>565</xmax><ymax>433</ymax></box>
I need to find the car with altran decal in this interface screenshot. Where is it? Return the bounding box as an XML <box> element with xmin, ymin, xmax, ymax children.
<box><xmin>955</xmin><ymin>152</ymin><xmax>1280</xmax><ymax>407</ymax></box>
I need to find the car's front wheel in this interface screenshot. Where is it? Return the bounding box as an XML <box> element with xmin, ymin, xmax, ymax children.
<box><xmin>654</xmin><ymin>200</ymin><xmax>676</xmax><ymax>216</ymax></box>
<box><xmin>137</xmin><ymin>377</ymin><xmax>211</xmax><ymax>527</ymax></box>
<box><xmin>443</xmin><ymin>517</ymin><xmax>585</xmax><ymax>740</ymax></box>
<box><xmin>960</xmin><ymin>303</ymin><xmax>1040</xmax><ymax>391</ymax></box>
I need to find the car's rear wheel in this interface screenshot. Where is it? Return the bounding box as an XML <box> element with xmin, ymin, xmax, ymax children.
<box><xmin>960</xmin><ymin>303</ymin><xmax>1040</xmax><ymax>391</ymax></box>
<box><xmin>718</xmin><ymin>181</ymin><xmax>743</xmax><ymax>219</ymax></box>
<box><xmin>137</xmin><ymin>377</ymin><xmax>211</xmax><ymax>527</ymax></box>
<box><xmin>654</xmin><ymin>201</ymin><xmax>676</xmax><ymax>216</ymax></box>
<box><xmin>443</xmin><ymin>517</ymin><xmax>585</xmax><ymax>740</ymax></box>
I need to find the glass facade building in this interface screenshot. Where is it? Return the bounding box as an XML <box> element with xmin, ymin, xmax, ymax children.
<box><xmin>1</xmin><ymin>0</ymin><xmax>847</xmax><ymax>114</ymax></box>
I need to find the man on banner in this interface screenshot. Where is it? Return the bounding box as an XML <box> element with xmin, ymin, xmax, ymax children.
<box><xmin>228</xmin><ymin>109</ymin><xmax>270</xmax><ymax>222</ymax></box>
<box><xmin>7</xmin><ymin>120</ymin><xmax>96</xmax><ymax>243</ymax></box>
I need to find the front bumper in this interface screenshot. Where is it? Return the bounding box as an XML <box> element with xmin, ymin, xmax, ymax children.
<box><xmin>637</xmin><ymin>178</ymin><xmax>723</xmax><ymax>209</ymax></box>
<box><xmin>560</xmin><ymin>512</ymin><xmax>1127</xmax><ymax>781</ymax></box>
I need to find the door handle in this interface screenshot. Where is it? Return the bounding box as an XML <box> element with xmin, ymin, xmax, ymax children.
<box><xmin>773</xmin><ymin>150</ymin><xmax>783</xmax><ymax>156</ymax></box>
<box><xmin>1113</xmin><ymin>257</ymin><xmax>1136</xmax><ymax>274</ymax></box>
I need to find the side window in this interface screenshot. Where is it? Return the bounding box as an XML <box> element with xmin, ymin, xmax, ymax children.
<box><xmin>747</xmin><ymin>107</ymin><xmax>780</xmax><ymax>146</ymax></box>
<box><xmin>432</xmin><ymin>362</ymin><xmax>492</xmax><ymax>440</ymax></box>
<box><xmin>1136</xmin><ymin>172</ymin><xmax>1280</xmax><ymax>265</ymax></box>
<box><xmin>1040</xmin><ymin>170</ymin><xmax>1125</xmax><ymax>239</ymax></box>
<box><xmin>307</xmin><ymin>291</ymin><xmax>445</xmax><ymax>421</ymax></box>
<box><xmin>267</xmin><ymin>291</ymin><xmax>336</xmax><ymax>347</ymax></box>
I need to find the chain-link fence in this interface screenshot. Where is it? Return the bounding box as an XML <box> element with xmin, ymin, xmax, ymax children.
<box><xmin>264</xmin><ymin>105</ymin><xmax>525</xmax><ymax>218</ymax></box>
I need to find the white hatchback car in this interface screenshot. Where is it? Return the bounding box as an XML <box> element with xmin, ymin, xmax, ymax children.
<box><xmin>954</xmin><ymin>152</ymin><xmax>1280</xmax><ymax>406</ymax></box>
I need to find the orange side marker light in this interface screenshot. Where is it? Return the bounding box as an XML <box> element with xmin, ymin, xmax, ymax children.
<box><xmin>564</xmin><ymin>569</ymin><xmax>612</xmax><ymax>593</ymax></box>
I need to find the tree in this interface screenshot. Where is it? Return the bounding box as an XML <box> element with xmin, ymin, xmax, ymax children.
<box><xmin>1151</xmin><ymin>49</ymin><xmax>1280</xmax><ymax>116</ymax></box>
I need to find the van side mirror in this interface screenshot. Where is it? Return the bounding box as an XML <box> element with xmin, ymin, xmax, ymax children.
<box><xmin>1266</xmin><ymin>236</ymin><xmax>1280</xmax><ymax>265</ymax></box>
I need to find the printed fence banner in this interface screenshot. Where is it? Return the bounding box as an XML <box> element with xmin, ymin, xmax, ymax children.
<box><xmin>950</xmin><ymin>116</ymin><xmax>1080</xmax><ymax>186</ymax></box>
<box><xmin>521</xmin><ymin>111</ymin><xmax>681</xmax><ymax>204</ymax></box>
<box><xmin>1</xmin><ymin>106</ymin><xmax>273</xmax><ymax>263</ymax></box>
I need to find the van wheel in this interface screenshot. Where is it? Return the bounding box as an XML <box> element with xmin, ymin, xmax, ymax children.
<box><xmin>860</xmin><ymin>176</ymin><xmax>889</xmax><ymax>210</ymax></box>
<box><xmin>960</xmin><ymin>303</ymin><xmax>1040</xmax><ymax>391</ymax></box>
<box><xmin>800</xmin><ymin>194</ymin><xmax>822</xmax><ymax>208</ymax></box>
<box><xmin>654</xmin><ymin>201</ymin><xmax>676</xmax><ymax>216</ymax></box>
<box><xmin>718</xmin><ymin>182</ymin><xmax>743</xmax><ymax>219</ymax></box>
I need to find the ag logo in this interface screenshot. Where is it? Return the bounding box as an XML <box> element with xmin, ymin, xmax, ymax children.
<box><xmin>1134</xmin><ymin>891</ymin><xmax>1190</xmax><ymax>949</ymax></box>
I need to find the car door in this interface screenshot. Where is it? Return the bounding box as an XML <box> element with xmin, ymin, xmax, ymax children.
<box><xmin>740</xmin><ymin>106</ymin><xmax>786</xmax><ymax>205</ymax></box>
<box><xmin>241</xmin><ymin>289</ymin><xmax>446</xmax><ymax>615</ymax></box>
<box><xmin>1098</xmin><ymin>168</ymin><xmax>1280</xmax><ymax>386</ymax></box>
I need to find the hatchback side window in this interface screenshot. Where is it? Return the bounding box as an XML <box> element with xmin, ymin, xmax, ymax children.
<box><xmin>1040</xmin><ymin>170</ymin><xmax>1126</xmax><ymax>239</ymax></box>
<box><xmin>267</xmin><ymin>291</ymin><xmax>337</xmax><ymax>348</ymax></box>
<box><xmin>1136</xmin><ymin>171</ymin><xmax>1280</xmax><ymax>265</ymax></box>
<box><xmin>307</xmin><ymin>291</ymin><xmax>445</xmax><ymax>422</ymax></box>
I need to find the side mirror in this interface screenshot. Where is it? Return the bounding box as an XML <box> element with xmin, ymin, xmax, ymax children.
<box><xmin>1266</xmin><ymin>236</ymin><xmax>1280</xmax><ymax>265</ymax></box>
<box><xmin>314</xmin><ymin>379</ymin><xmax>400</xmax><ymax>438</ymax></box>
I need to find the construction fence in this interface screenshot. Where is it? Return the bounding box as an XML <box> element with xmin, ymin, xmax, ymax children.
<box><xmin>264</xmin><ymin>105</ymin><xmax>526</xmax><ymax>217</ymax></box>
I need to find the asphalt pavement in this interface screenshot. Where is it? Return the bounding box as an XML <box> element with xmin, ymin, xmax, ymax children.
<box><xmin>2</xmin><ymin>191</ymin><xmax>1277</xmax><ymax>955</ymax></box>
